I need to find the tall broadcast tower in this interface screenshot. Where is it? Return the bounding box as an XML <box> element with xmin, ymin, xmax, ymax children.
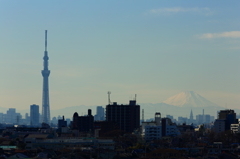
<box><xmin>41</xmin><ymin>30</ymin><xmax>51</xmax><ymax>123</ymax></box>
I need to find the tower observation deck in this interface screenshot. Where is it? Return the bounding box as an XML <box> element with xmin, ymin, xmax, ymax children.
<box><xmin>41</xmin><ymin>30</ymin><xmax>50</xmax><ymax>124</ymax></box>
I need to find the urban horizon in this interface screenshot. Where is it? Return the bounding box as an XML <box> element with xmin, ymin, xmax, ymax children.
<box><xmin>0</xmin><ymin>1</ymin><xmax>240</xmax><ymax>158</ymax></box>
<box><xmin>0</xmin><ymin>1</ymin><xmax>239</xmax><ymax>112</ymax></box>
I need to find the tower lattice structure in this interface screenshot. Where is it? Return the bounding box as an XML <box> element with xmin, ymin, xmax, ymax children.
<box><xmin>41</xmin><ymin>30</ymin><xmax>51</xmax><ymax>123</ymax></box>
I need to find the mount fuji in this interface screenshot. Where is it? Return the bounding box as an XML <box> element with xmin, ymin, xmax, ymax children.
<box><xmin>140</xmin><ymin>91</ymin><xmax>226</xmax><ymax>119</ymax></box>
<box><xmin>163</xmin><ymin>91</ymin><xmax>219</xmax><ymax>108</ymax></box>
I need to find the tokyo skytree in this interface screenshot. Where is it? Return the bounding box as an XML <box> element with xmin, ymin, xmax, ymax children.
<box><xmin>41</xmin><ymin>30</ymin><xmax>50</xmax><ymax>123</ymax></box>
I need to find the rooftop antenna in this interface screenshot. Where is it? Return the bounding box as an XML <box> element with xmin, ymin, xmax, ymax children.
<box><xmin>108</xmin><ymin>91</ymin><xmax>111</xmax><ymax>105</ymax></box>
<box><xmin>135</xmin><ymin>94</ymin><xmax>137</xmax><ymax>101</ymax></box>
<box><xmin>45</xmin><ymin>30</ymin><xmax>47</xmax><ymax>51</ymax></box>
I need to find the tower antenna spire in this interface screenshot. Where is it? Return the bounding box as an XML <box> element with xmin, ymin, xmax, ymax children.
<box><xmin>45</xmin><ymin>30</ymin><xmax>47</xmax><ymax>51</ymax></box>
<box><xmin>108</xmin><ymin>91</ymin><xmax>111</xmax><ymax>105</ymax></box>
<box><xmin>42</xmin><ymin>30</ymin><xmax>51</xmax><ymax>124</ymax></box>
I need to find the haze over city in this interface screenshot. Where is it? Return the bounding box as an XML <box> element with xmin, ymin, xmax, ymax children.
<box><xmin>1</xmin><ymin>2</ymin><xmax>240</xmax><ymax>158</ymax></box>
<box><xmin>0</xmin><ymin>1</ymin><xmax>239</xmax><ymax>113</ymax></box>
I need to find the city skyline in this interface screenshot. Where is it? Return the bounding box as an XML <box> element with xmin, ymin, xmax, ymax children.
<box><xmin>0</xmin><ymin>1</ymin><xmax>239</xmax><ymax>111</ymax></box>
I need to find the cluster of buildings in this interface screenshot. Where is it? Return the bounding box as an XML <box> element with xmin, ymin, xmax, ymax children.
<box><xmin>214</xmin><ymin>109</ymin><xmax>240</xmax><ymax>133</ymax></box>
<box><xmin>0</xmin><ymin>105</ymin><xmax>40</xmax><ymax>126</ymax></box>
<box><xmin>59</xmin><ymin>99</ymin><xmax>140</xmax><ymax>136</ymax></box>
<box><xmin>0</xmin><ymin>108</ymin><xmax>22</xmax><ymax>125</ymax></box>
<box><xmin>170</xmin><ymin>109</ymin><xmax>215</xmax><ymax>125</ymax></box>
<box><xmin>2</xmin><ymin>106</ymin><xmax>240</xmax><ymax>158</ymax></box>
<box><xmin>1</xmin><ymin>31</ymin><xmax>240</xmax><ymax>158</ymax></box>
<box><xmin>143</xmin><ymin>113</ymin><xmax>181</xmax><ymax>141</ymax></box>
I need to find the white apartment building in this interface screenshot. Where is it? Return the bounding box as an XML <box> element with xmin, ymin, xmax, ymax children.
<box><xmin>142</xmin><ymin>112</ymin><xmax>161</xmax><ymax>133</ymax></box>
<box><xmin>144</xmin><ymin>125</ymin><xmax>162</xmax><ymax>141</ymax></box>
<box><xmin>144</xmin><ymin>115</ymin><xmax>180</xmax><ymax>141</ymax></box>
<box><xmin>144</xmin><ymin>124</ymin><xmax>181</xmax><ymax>141</ymax></box>
<box><xmin>231</xmin><ymin>119</ymin><xmax>240</xmax><ymax>133</ymax></box>
<box><xmin>231</xmin><ymin>124</ymin><xmax>240</xmax><ymax>133</ymax></box>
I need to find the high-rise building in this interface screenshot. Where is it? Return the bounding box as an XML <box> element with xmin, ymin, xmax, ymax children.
<box><xmin>217</xmin><ymin>109</ymin><xmax>237</xmax><ymax>131</ymax></box>
<box><xmin>6</xmin><ymin>108</ymin><xmax>16</xmax><ymax>124</ymax></box>
<box><xmin>41</xmin><ymin>30</ymin><xmax>51</xmax><ymax>123</ymax></box>
<box><xmin>218</xmin><ymin>109</ymin><xmax>236</xmax><ymax>120</ymax></box>
<box><xmin>0</xmin><ymin>113</ymin><xmax>3</xmax><ymax>123</ymax></box>
<box><xmin>94</xmin><ymin>106</ymin><xmax>105</xmax><ymax>121</ymax></box>
<box><xmin>106</xmin><ymin>100</ymin><xmax>140</xmax><ymax>132</ymax></box>
<box><xmin>214</xmin><ymin>109</ymin><xmax>238</xmax><ymax>133</ymax></box>
<box><xmin>196</xmin><ymin>114</ymin><xmax>204</xmax><ymax>124</ymax></box>
<box><xmin>30</xmin><ymin>104</ymin><xmax>39</xmax><ymax>126</ymax></box>
<box><xmin>16</xmin><ymin>113</ymin><xmax>22</xmax><ymax>125</ymax></box>
<box><xmin>204</xmin><ymin>114</ymin><xmax>211</xmax><ymax>123</ymax></box>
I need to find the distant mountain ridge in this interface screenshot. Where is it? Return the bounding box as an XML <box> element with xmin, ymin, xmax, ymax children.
<box><xmin>163</xmin><ymin>91</ymin><xmax>220</xmax><ymax>108</ymax></box>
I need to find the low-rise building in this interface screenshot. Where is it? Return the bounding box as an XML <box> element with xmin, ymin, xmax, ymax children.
<box><xmin>24</xmin><ymin>137</ymin><xmax>114</xmax><ymax>150</ymax></box>
<box><xmin>142</xmin><ymin>112</ymin><xmax>161</xmax><ymax>134</ymax></box>
<box><xmin>144</xmin><ymin>125</ymin><xmax>162</xmax><ymax>141</ymax></box>
<box><xmin>231</xmin><ymin>124</ymin><xmax>240</xmax><ymax>133</ymax></box>
<box><xmin>144</xmin><ymin>117</ymin><xmax>180</xmax><ymax>141</ymax></box>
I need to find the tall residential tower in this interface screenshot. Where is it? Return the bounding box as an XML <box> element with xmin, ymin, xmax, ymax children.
<box><xmin>106</xmin><ymin>100</ymin><xmax>140</xmax><ymax>133</ymax></box>
<box><xmin>41</xmin><ymin>30</ymin><xmax>51</xmax><ymax>123</ymax></box>
<box><xmin>30</xmin><ymin>104</ymin><xmax>39</xmax><ymax>126</ymax></box>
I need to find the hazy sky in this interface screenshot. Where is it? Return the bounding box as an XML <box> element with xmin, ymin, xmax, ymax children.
<box><xmin>0</xmin><ymin>1</ymin><xmax>239</xmax><ymax>111</ymax></box>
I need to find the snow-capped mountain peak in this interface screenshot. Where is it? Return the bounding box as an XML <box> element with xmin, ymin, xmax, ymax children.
<box><xmin>163</xmin><ymin>91</ymin><xmax>219</xmax><ymax>108</ymax></box>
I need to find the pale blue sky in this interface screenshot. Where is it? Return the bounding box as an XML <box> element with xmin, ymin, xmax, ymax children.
<box><xmin>0</xmin><ymin>1</ymin><xmax>239</xmax><ymax>111</ymax></box>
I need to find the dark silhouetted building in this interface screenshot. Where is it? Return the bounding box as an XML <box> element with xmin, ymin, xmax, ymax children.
<box><xmin>58</xmin><ymin>116</ymin><xmax>67</xmax><ymax>128</ymax></box>
<box><xmin>214</xmin><ymin>109</ymin><xmax>238</xmax><ymax>133</ymax></box>
<box><xmin>30</xmin><ymin>104</ymin><xmax>39</xmax><ymax>126</ymax></box>
<box><xmin>72</xmin><ymin>112</ymin><xmax>79</xmax><ymax>129</ymax></box>
<box><xmin>219</xmin><ymin>109</ymin><xmax>237</xmax><ymax>130</ymax></box>
<box><xmin>106</xmin><ymin>100</ymin><xmax>140</xmax><ymax>133</ymax></box>
<box><xmin>72</xmin><ymin>109</ymin><xmax>94</xmax><ymax>132</ymax></box>
<box><xmin>94</xmin><ymin>121</ymin><xmax>120</xmax><ymax>137</ymax></box>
